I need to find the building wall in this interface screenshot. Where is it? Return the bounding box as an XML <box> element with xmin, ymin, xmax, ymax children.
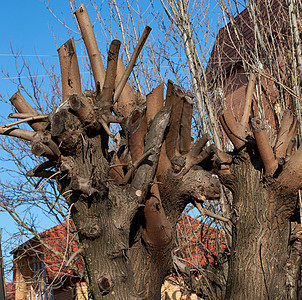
<box><xmin>223</xmin><ymin>66</ymin><xmax>279</xmax><ymax>130</ymax></box>
<box><xmin>14</xmin><ymin>255</ymin><xmax>33</xmax><ymax>300</ymax></box>
<box><xmin>75</xmin><ymin>282</ymin><xmax>87</xmax><ymax>300</ymax></box>
<box><xmin>161</xmin><ymin>280</ymin><xmax>202</xmax><ymax>299</ymax></box>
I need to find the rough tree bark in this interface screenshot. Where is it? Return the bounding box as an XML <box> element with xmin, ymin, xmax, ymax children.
<box><xmin>1</xmin><ymin>4</ymin><xmax>220</xmax><ymax>299</ymax></box>
<box><xmin>217</xmin><ymin>74</ymin><xmax>302</xmax><ymax>300</ymax></box>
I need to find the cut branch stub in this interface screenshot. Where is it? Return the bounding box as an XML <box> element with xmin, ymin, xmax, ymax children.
<box><xmin>26</xmin><ymin>160</ymin><xmax>56</xmax><ymax>178</ymax></box>
<box><xmin>143</xmin><ymin>184</ymin><xmax>172</xmax><ymax>247</ymax></box>
<box><xmin>220</xmin><ymin>109</ymin><xmax>249</xmax><ymax>149</ymax></box>
<box><xmin>146</xmin><ymin>82</ymin><xmax>171</xmax><ymax>177</ymax></box>
<box><xmin>74</xmin><ymin>4</ymin><xmax>106</xmax><ymax>89</ymax></box>
<box><xmin>70</xmin><ymin>176</ymin><xmax>99</xmax><ymax>196</ymax></box>
<box><xmin>251</xmin><ymin>117</ymin><xmax>278</xmax><ymax>175</ymax></box>
<box><xmin>179</xmin><ymin>93</ymin><xmax>194</xmax><ymax>154</ymax></box>
<box><xmin>274</xmin><ymin>110</ymin><xmax>298</xmax><ymax>161</ymax></box>
<box><xmin>98</xmin><ymin>274</ymin><xmax>113</xmax><ymax>295</ymax></box>
<box><xmin>175</xmin><ymin>144</ymin><xmax>216</xmax><ymax>178</ymax></box>
<box><xmin>278</xmin><ymin>144</ymin><xmax>302</xmax><ymax>190</ymax></box>
<box><xmin>98</xmin><ymin>40</ymin><xmax>121</xmax><ymax>109</ymax></box>
<box><xmin>165</xmin><ymin>81</ymin><xmax>184</xmax><ymax>160</ymax></box>
<box><xmin>51</xmin><ymin>109</ymin><xmax>69</xmax><ymax>137</ymax></box>
<box><xmin>31</xmin><ymin>142</ymin><xmax>56</xmax><ymax>159</ymax></box>
<box><xmin>69</xmin><ymin>94</ymin><xmax>95</xmax><ymax>126</ymax></box>
<box><xmin>128</xmin><ymin>105</ymin><xmax>147</xmax><ymax>163</ymax></box>
<box><xmin>189</xmin><ymin>134</ymin><xmax>210</xmax><ymax>158</ymax></box>
<box><xmin>9</xmin><ymin>91</ymin><xmax>47</xmax><ymax>131</ymax></box>
<box><xmin>57</xmin><ymin>38</ymin><xmax>81</xmax><ymax>102</ymax></box>
<box><xmin>108</xmin><ymin>155</ymin><xmax>124</xmax><ymax>184</ymax></box>
<box><xmin>240</xmin><ymin>72</ymin><xmax>256</xmax><ymax>127</ymax></box>
<box><xmin>146</xmin><ymin>82</ymin><xmax>164</xmax><ymax>123</ymax></box>
<box><xmin>0</xmin><ymin>127</ymin><xmax>35</xmax><ymax>141</ymax></box>
<box><xmin>31</xmin><ymin>132</ymin><xmax>60</xmax><ymax>159</ymax></box>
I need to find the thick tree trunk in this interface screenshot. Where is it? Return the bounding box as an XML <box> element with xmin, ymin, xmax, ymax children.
<box><xmin>56</xmin><ymin>120</ymin><xmax>174</xmax><ymax>299</ymax></box>
<box><xmin>224</xmin><ymin>155</ymin><xmax>293</xmax><ymax>300</ymax></box>
<box><xmin>57</xmin><ymin>134</ymin><xmax>174</xmax><ymax>299</ymax></box>
<box><xmin>71</xmin><ymin>193</ymin><xmax>173</xmax><ymax>299</ymax></box>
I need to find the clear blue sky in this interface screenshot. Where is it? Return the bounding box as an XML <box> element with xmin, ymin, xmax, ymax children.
<box><xmin>0</xmin><ymin>1</ymin><xmax>71</xmax><ymax>96</ymax></box>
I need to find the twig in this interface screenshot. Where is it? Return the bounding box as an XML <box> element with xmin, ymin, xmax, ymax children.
<box><xmin>113</xmin><ymin>26</ymin><xmax>152</xmax><ymax>103</ymax></box>
<box><xmin>109</xmin><ymin>163</ymin><xmax>128</xmax><ymax>168</ymax></box>
<box><xmin>195</xmin><ymin>201</ymin><xmax>231</xmax><ymax>224</ymax></box>
<box><xmin>8</xmin><ymin>113</ymin><xmax>39</xmax><ymax>119</ymax></box>
<box><xmin>299</xmin><ymin>190</ymin><xmax>302</xmax><ymax>225</ymax></box>
<box><xmin>65</xmin><ymin>248</ymin><xmax>84</xmax><ymax>267</ymax></box>
<box><xmin>100</xmin><ymin>117</ymin><xmax>114</xmax><ymax>139</ymax></box>
<box><xmin>32</xmin><ymin>171</ymin><xmax>60</xmax><ymax>197</ymax></box>
<box><xmin>48</xmin><ymin>204</ymin><xmax>74</xmax><ymax>289</ymax></box>
<box><xmin>2</xmin><ymin>115</ymin><xmax>48</xmax><ymax>128</ymax></box>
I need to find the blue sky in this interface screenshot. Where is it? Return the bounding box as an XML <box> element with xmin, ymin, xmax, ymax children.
<box><xmin>0</xmin><ymin>1</ymin><xmax>74</xmax><ymax>271</ymax></box>
<box><xmin>0</xmin><ymin>1</ymin><xmax>70</xmax><ymax>95</ymax></box>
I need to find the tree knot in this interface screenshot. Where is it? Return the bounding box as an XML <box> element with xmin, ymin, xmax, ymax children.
<box><xmin>98</xmin><ymin>274</ymin><xmax>114</xmax><ymax>295</ymax></box>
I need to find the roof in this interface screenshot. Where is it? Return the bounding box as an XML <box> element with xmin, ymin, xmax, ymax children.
<box><xmin>12</xmin><ymin>222</ymin><xmax>84</xmax><ymax>282</ymax></box>
<box><xmin>40</xmin><ymin>222</ymin><xmax>84</xmax><ymax>280</ymax></box>
<box><xmin>177</xmin><ymin>215</ymin><xmax>226</xmax><ymax>267</ymax></box>
<box><xmin>5</xmin><ymin>282</ymin><xmax>14</xmax><ymax>300</ymax></box>
<box><xmin>206</xmin><ymin>0</ymin><xmax>287</xmax><ymax>83</ymax></box>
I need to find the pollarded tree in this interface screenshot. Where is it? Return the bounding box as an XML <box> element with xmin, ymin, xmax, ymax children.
<box><xmin>217</xmin><ymin>75</ymin><xmax>302</xmax><ymax>299</ymax></box>
<box><xmin>0</xmin><ymin>4</ymin><xmax>220</xmax><ymax>299</ymax></box>
<box><xmin>161</xmin><ymin>0</ymin><xmax>302</xmax><ymax>297</ymax></box>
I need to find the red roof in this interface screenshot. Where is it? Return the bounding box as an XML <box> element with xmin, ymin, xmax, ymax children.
<box><xmin>176</xmin><ymin>215</ymin><xmax>226</xmax><ymax>267</ymax></box>
<box><xmin>12</xmin><ymin>222</ymin><xmax>84</xmax><ymax>283</ymax></box>
<box><xmin>6</xmin><ymin>282</ymin><xmax>14</xmax><ymax>300</ymax></box>
<box><xmin>40</xmin><ymin>222</ymin><xmax>84</xmax><ymax>280</ymax></box>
